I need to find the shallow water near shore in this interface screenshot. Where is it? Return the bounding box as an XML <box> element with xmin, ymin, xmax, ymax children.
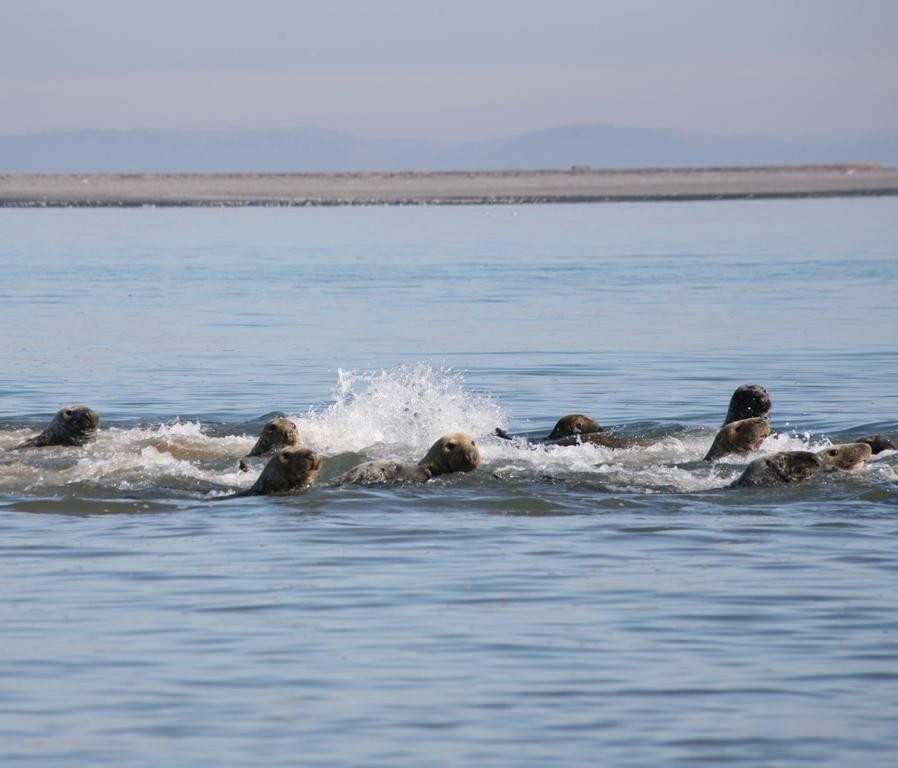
<box><xmin>1</xmin><ymin>199</ymin><xmax>897</xmax><ymax>766</ymax></box>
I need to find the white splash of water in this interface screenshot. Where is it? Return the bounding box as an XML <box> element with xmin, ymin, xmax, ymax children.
<box><xmin>294</xmin><ymin>363</ymin><xmax>508</xmax><ymax>458</ymax></box>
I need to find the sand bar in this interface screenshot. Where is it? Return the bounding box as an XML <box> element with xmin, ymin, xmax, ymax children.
<box><xmin>1</xmin><ymin>165</ymin><xmax>897</xmax><ymax>207</ymax></box>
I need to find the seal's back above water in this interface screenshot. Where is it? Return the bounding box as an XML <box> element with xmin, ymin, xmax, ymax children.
<box><xmin>342</xmin><ymin>433</ymin><xmax>481</xmax><ymax>486</ymax></box>
<box><xmin>729</xmin><ymin>450</ymin><xmax>822</xmax><ymax>488</ymax></box>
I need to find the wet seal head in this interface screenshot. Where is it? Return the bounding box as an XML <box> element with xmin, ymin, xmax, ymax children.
<box><xmin>341</xmin><ymin>432</ymin><xmax>481</xmax><ymax>486</ymax></box>
<box><xmin>856</xmin><ymin>434</ymin><xmax>896</xmax><ymax>455</ymax></box>
<box><xmin>13</xmin><ymin>405</ymin><xmax>100</xmax><ymax>449</ymax></box>
<box><xmin>724</xmin><ymin>385</ymin><xmax>772</xmax><ymax>425</ymax></box>
<box><xmin>547</xmin><ymin>414</ymin><xmax>603</xmax><ymax>440</ymax></box>
<box><xmin>818</xmin><ymin>442</ymin><xmax>872</xmax><ymax>471</ymax></box>
<box><xmin>729</xmin><ymin>450</ymin><xmax>822</xmax><ymax>488</ymax></box>
<box><xmin>236</xmin><ymin>447</ymin><xmax>322</xmax><ymax>496</ymax></box>
<box><xmin>703</xmin><ymin>416</ymin><xmax>771</xmax><ymax>461</ymax></box>
<box><xmin>239</xmin><ymin>417</ymin><xmax>300</xmax><ymax>471</ymax></box>
<box><xmin>545</xmin><ymin>414</ymin><xmax>651</xmax><ymax>449</ymax></box>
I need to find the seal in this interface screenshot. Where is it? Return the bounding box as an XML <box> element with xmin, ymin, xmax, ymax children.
<box><xmin>723</xmin><ymin>385</ymin><xmax>771</xmax><ymax>425</ymax></box>
<box><xmin>703</xmin><ymin>416</ymin><xmax>771</xmax><ymax>461</ymax></box>
<box><xmin>341</xmin><ymin>433</ymin><xmax>481</xmax><ymax>485</ymax></box>
<box><xmin>818</xmin><ymin>442</ymin><xmax>872</xmax><ymax>471</ymax></box>
<box><xmin>538</xmin><ymin>413</ymin><xmax>650</xmax><ymax>448</ymax></box>
<box><xmin>856</xmin><ymin>434</ymin><xmax>896</xmax><ymax>454</ymax></box>
<box><xmin>729</xmin><ymin>450</ymin><xmax>822</xmax><ymax>488</ymax></box>
<box><xmin>234</xmin><ymin>447</ymin><xmax>322</xmax><ymax>496</ymax></box>
<box><xmin>239</xmin><ymin>417</ymin><xmax>300</xmax><ymax>472</ymax></box>
<box><xmin>546</xmin><ymin>414</ymin><xmax>603</xmax><ymax>440</ymax></box>
<box><xmin>12</xmin><ymin>405</ymin><xmax>99</xmax><ymax>449</ymax></box>
<box><xmin>544</xmin><ymin>414</ymin><xmax>651</xmax><ymax>449</ymax></box>
<box><xmin>494</xmin><ymin>413</ymin><xmax>603</xmax><ymax>442</ymax></box>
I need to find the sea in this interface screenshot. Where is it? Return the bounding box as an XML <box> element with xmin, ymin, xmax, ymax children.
<box><xmin>1</xmin><ymin>198</ymin><xmax>897</xmax><ymax>766</ymax></box>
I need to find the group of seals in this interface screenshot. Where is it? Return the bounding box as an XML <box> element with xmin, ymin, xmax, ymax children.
<box><xmin>233</xmin><ymin>420</ymin><xmax>481</xmax><ymax>492</ymax></box>
<box><xmin>494</xmin><ymin>383</ymin><xmax>894</xmax><ymax>490</ymax></box>
<box><xmin>7</xmin><ymin>387</ymin><xmax>895</xmax><ymax>495</ymax></box>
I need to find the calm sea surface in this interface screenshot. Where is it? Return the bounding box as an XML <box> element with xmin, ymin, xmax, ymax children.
<box><xmin>1</xmin><ymin>199</ymin><xmax>897</xmax><ymax>766</ymax></box>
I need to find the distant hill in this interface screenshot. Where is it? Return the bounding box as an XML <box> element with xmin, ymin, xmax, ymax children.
<box><xmin>1</xmin><ymin>124</ymin><xmax>896</xmax><ymax>172</ymax></box>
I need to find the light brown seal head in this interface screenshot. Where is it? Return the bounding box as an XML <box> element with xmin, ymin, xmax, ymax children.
<box><xmin>546</xmin><ymin>414</ymin><xmax>603</xmax><ymax>440</ymax></box>
<box><xmin>729</xmin><ymin>450</ymin><xmax>822</xmax><ymax>488</ymax></box>
<box><xmin>236</xmin><ymin>447</ymin><xmax>322</xmax><ymax>496</ymax></box>
<box><xmin>818</xmin><ymin>442</ymin><xmax>872</xmax><ymax>471</ymax></box>
<box><xmin>857</xmin><ymin>434</ymin><xmax>896</xmax><ymax>454</ymax></box>
<box><xmin>13</xmin><ymin>405</ymin><xmax>99</xmax><ymax>449</ymax></box>
<box><xmin>342</xmin><ymin>432</ymin><xmax>481</xmax><ymax>486</ymax></box>
<box><xmin>703</xmin><ymin>417</ymin><xmax>771</xmax><ymax>461</ymax></box>
<box><xmin>239</xmin><ymin>417</ymin><xmax>300</xmax><ymax>471</ymax></box>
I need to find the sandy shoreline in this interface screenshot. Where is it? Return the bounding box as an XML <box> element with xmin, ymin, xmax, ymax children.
<box><xmin>2</xmin><ymin>165</ymin><xmax>897</xmax><ymax>207</ymax></box>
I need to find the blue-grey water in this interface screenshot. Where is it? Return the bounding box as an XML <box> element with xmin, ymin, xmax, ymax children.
<box><xmin>1</xmin><ymin>199</ymin><xmax>897</xmax><ymax>766</ymax></box>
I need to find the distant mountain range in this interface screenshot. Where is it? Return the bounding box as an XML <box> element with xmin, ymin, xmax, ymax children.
<box><xmin>1</xmin><ymin>124</ymin><xmax>896</xmax><ymax>172</ymax></box>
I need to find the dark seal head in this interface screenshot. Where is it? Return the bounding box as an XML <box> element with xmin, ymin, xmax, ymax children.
<box><xmin>818</xmin><ymin>442</ymin><xmax>872</xmax><ymax>471</ymax></box>
<box><xmin>703</xmin><ymin>417</ymin><xmax>771</xmax><ymax>461</ymax></box>
<box><xmin>547</xmin><ymin>414</ymin><xmax>603</xmax><ymax>440</ymax></box>
<box><xmin>729</xmin><ymin>450</ymin><xmax>822</xmax><ymax>488</ymax></box>
<box><xmin>857</xmin><ymin>434</ymin><xmax>896</xmax><ymax>454</ymax></box>
<box><xmin>237</xmin><ymin>447</ymin><xmax>322</xmax><ymax>496</ymax></box>
<box><xmin>239</xmin><ymin>417</ymin><xmax>300</xmax><ymax>471</ymax></box>
<box><xmin>342</xmin><ymin>433</ymin><xmax>481</xmax><ymax>486</ymax></box>
<box><xmin>723</xmin><ymin>385</ymin><xmax>772</xmax><ymax>426</ymax></box>
<box><xmin>13</xmin><ymin>405</ymin><xmax>100</xmax><ymax>449</ymax></box>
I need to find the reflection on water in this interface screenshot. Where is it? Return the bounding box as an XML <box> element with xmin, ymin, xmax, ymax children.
<box><xmin>1</xmin><ymin>199</ymin><xmax>898</xmax><ymax>766</ymax></box>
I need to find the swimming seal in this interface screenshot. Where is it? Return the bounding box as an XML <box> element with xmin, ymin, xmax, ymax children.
<box><xmin>12</xmin><ymin>405</ymin><xmax>99</xmax><ymax>449</ymax></box>
<box><xmin>723</xmin><ymin>385</ymin><xmax>771</xmax><ymax>425</ymax></box>
<box><xmin>818</xmin><ymin>442</ymin><xmax>872</xmax><ymax>471</ymax></box>
<box><xmin>239</xmin><ymin>417</ymin><xmax>300</xmax><ymax>471</ymax></box>
<box><xmin>729</xmin><ymin>450</ymin><xmax>822</xmax><ymax>488</ymax></box>
<box><xmin>234</xmin><ymin>447</ymin><xmax>322</xmax><ymax>496</ymax></box>
<box><xmin>856</xmin><ymin>434</ymin><xmax>896</xmax><ymax>454</ymax></box>
<box><xmin>494</xmin><ymin>414</ymin><xmax>603</xmax><ymax>443</ymax></box>
<box><xmin>546</xmin><ymin>414</ymin><xmax>603</xmax><ymax>440</ymax></box>
<box><xmin>342</xmin><ymin>433</ymin><xmax>480</xmax><ymax>485</ymax></box>
<box><xmin>545</xmin><ymin>414</ymin><xmax>651</xmax><ymax>449</ymax></box>
<box><xmin>703</xmin><ymin>417</ymin><xmax>771</xmax><ymax>461</ymax></box>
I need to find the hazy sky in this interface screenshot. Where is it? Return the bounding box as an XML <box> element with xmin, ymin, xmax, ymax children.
<box><xmin>2</xmin><ymin>0</ymin><xmax>897</xmax><ymax>141</ymax></box>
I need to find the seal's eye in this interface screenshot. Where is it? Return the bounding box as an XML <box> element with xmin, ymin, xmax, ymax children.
<box><xmin>445</xmin><ymin>442</ymin><xmax>456</xmax><ymax>451</ymax></box>
<box><xmin>828</xmin><ymin>449</ymin><xmax>839</xmax><ymax>457</ymax></box>
<box><xmin>62</xmin><ymin>409</ymin><xmax>73</xmax><ymax>420</ymax></box>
